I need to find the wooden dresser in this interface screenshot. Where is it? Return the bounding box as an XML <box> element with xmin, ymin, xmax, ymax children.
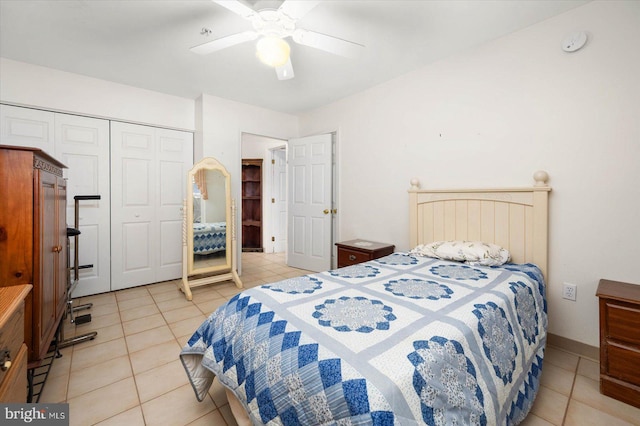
<box><xmin>0</xmin><ymin>285</ymin><xmax>32</xmax><ymax>402</ymax></box>
<box><xmin>335</xmin><ymin>239</ymin><xmax>395</xmax><ymax>268</ymax></box>
<box><xmin>0</xmin><ymin>145</ymin><xmax>68</xmax><ymax>368</ymax></box>
<box><xmin>596</xmin><ymin>278</ymin><xmax>640</xmax><ymax>408</ymax></box>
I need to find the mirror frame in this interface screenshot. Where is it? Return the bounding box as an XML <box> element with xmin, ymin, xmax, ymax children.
<box><xmin>186</xmin><ymin>157</ymin><xmax>231</xmax><ymax>276</ymax></box>
<box><xmin>179</xmin><ymin>157</ymin><xmax>242</xmax><ymax>300</ymax></box>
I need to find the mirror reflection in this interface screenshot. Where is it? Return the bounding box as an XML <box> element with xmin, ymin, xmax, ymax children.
<box><xmin>186</xmin><ymin>158</ymin><xmax>231</xmax><ymax>276</ymax></box>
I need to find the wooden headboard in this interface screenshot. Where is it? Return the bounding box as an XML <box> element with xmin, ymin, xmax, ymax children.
<box><xmin>408</xmin><ymin>171</ymin><xmax>551</xmax><ymax>280</ymax></box>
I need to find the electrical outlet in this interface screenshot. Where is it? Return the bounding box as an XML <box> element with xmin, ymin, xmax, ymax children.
<box><xmin>562</xmin><ymin>282</ymin><xmax>577</xmax><ymax>301</ymax></box>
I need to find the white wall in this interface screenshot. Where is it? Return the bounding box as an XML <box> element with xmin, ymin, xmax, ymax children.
<box><xmin>298</xmin><ymin>0</ymin><xmax>640</xmax><ymax>347</ymax></box>
<box><xmin>0</xmin><ymin>58</ymin><xmax>194</xmax><ymax>130</ymax></box>
<box><xmin>197</xmin><ymin>94</ymin><xmax>298</xmax><ymax>269</ymax></box>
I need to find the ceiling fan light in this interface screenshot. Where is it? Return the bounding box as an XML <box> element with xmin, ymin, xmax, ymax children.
<box><xmin>256</xmin><ymin>36</ymin><xmax>290</xmax><ymax>67</ymax></box>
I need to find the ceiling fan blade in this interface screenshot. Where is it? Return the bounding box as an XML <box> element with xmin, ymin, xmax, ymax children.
<box><xmin>293</xmin><ymin>29</ymin><xmax>364</xmax><ymax>58</ymax></box>
<box><xmin>190</xmin><ymin>31</ymin><xmax>258</xmax><ymax>55</ymax></box>
<box><xmin>275</xmin><ymin>58</ymin><xmax>295</xmax><ymax>80</ymax></box>
<box><xmin>279</xmin><ymin>0</ymin><xmax>320</xmax><ymax>20</ymax></box>
<box><xmin>212</xmin><ymin>0</ymin><xmax>257</xmax><ymax>19</ymax></box>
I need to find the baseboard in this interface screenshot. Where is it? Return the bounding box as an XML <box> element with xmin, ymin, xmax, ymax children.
<box><xmin>547</xmin><ymin>333</ymin><xmax>599</xmax><ymax>361</ymax></box>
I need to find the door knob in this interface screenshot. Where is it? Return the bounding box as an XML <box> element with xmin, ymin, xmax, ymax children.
<box><xmin>323</xmin><ymin>209</ymin><xmax>329</xmax><ymax>215</ymax></box>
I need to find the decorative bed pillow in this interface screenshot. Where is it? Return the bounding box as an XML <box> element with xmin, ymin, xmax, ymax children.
<box><xmin>410</xmin><ymin>240</ymin><xmax>511</xmax><ymax>266</ymax></box>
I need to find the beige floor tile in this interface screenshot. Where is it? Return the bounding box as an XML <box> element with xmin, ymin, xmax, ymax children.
<box><xmin>129</xmin><ymin>340</ymin><xmax>183</xmax><ymax>375</ymax></box>
<box><xmin>82</xmin><ymin>301</ymin><xmax>119</xmax><ymax>317</ymax></box>
<box><xmin>186</xmin><ymin>408</ymin><xmax>228</xmax><ymax>426</ymax></box>
<box><xmin>208</xmin><ymin>378</ymin><xmax>229</xmax><ymax>408</ymax></box>
<box><xmin>156</xmin><ymin>295</ymin><xmax>195</xmax><ymax>312</ymax></box>
<box><xmin>168</xmin><ymin>314</ymin><xmax>208</xmax><ymax>338</ymax></box>
<box><xmin>47</xmin><ymin>349</ymin><xmax>72</xmax><ymax>379</ymax></box>
<box><xmin>521</xmin><ymin>413</ymin><xmax>555</xmax><ymax>426</ymax></box>
<box><xmin>577</xmin><ymin>357</ymin><xmax>600</xmax><ymax>382</ymax></box>
<box><xmin>571</xmin><ymin>375</ymin><xmax>640</xmax><ymax>424</ymax></box>
<box><xmin>151</xmin><ymin>287</ymin><xmax>186</xmax><ymax>303</ymax></box>
<box><xmin>115</xmin><ymin>287</ymin><xmax>151</xmax><ymax>302</ymax></box>
<box><xmin>71</xmin><ymin>338</ymin><xmax>128</xmax><ymax>371</ymax></box>
<box><xmin>74</xmin><ymin>311</ymin><xmax>121</xmax><ymax>331</ymax></box>
<box><xmin>189</xmin><ymin>287</ymin><xmax>226</xmax><ymax>303</ymax></box>
<box><xmin>565</xmin><ymin>399</ymin><xmax>636</xmax><ymax>425</ymax></box>
<box><xmin>68</xmin><ymin>377</ymin><xmax>139</xmax><ymax>426</ymax></box>
<box><xmin>70</xmin><ymin>322</ymin><xmax>123</xmax><ymax>349</ymax></box>
<box><xmin>96</xmin><ymin>406</ymin><xmax>146</xmax><ymax>426</ymax></box>
<box><xmin>218</xmin><ymin>403</ymin><xmax>240</xmax><ymax>426</ymax></box>
<box><xmin>38</xmin><ymin>372</ymin><xmax>69</xmax><ymax>403</ymax></box>
<box><xmin>118</xmin><ymin>294</ymin><xmax>155</xmax><ymax>311</ymax></box>
<box><xmin>119</xmin><ymin>303</ymin><xmax>160</xmax><ymax>322</ymax></box>
<box><xmin>77</xmin><ymin>292</ymin><xmax>117</xmax><ymax>306</ymax></box>
<box><xmin>146</xmin><ymin>280</ymin><xmax>180</xmax><ymax>295</ymax></box>
<box><xmin>67</xmin><ymin>355</ymin><xmax>133</xmax><ymax>399</ymax></box>
<box><xmin>141</xmin><ymin>384</ymin><xmax>216</xmax><ymax>426</ymax></box>
<box><xmin>122</xmin><ymin>312</ymin><xmax>167</xmax><ymax>335</ymax></box>
<box><xmin>162</xmin><ymin>305</ymin><xmax>204</xmax><ymax>324</ymax></box>
<box><xmin>135</xmin><ymin>359</ymin><xmax>191</xmax><ymax>403</ymax></box>
<box><xmin>545</xmin><ymin>347</ymin><xmax>579</xmax><ymax>373</ymax></box>
<box><xmin>195</xmin><ymin>297</ymin><xmax>228</xmax><ymax>315</ymax></box>
<box><xmin>540</xmin><ymin>362</ymin><xmax>576</xmax><ymax>396</ymax></box>
<box><xmin>125</xmin><ymin>325</ymin><xmax>176</xmax><ymax>353</ymax></box>
<box><xmin>530</xmin><ymin>385</ymin><xmax>569</xmax><ymax>425</ymax></box>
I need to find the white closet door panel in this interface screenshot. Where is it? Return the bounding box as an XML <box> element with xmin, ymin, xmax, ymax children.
<box><xmin>156</xmin><ymin>128</ymin><xmax>193</xmax><ymax>281</ymax></box>
<box><xmin>55</xmin><ymin>113</ymin><xmax>111</xmax><ymax>297</ymax></box>
<box><xmin>111</xmin><ymin>122</ymin><xmax>157</xmax><ymax>289</ymax></box>
<box><xmin>0</xmin><ymin>104</ymin><xmax>55</xmax><ymax>153</ymax></box>
<box><xmin>111</xmin><ymin>122</ymin><xmax>192</xmax><ymax>289</ymax></box>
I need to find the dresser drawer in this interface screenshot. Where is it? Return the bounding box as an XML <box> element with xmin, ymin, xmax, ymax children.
<box><xmin>338</xmin><ymin>248</ymin><xmax>371</xmax><ymax>266</ymax></box>
<box><xmin>0</xmin><ymin>301</ymin><xmax>24</xmax><ymax>386</ymax></box>
<box><xmin>606</xmin><ymin>343</ymin><xmax>640</xmax><ymax>386</ymax></box>
<box><xmin>0</xmin><ymin>344</ymin><xmax>27</xmax><ymax>402</ymax></box>
<box><xmin>606</xmin><ymin>302</ymin><xmax>640</xmax><ymax>346</ymax></box>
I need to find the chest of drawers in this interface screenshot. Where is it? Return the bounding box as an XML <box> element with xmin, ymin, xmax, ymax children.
<box><xmin>597</xmin><ymin>278</ymin><xmax>640</xmax><ymax>408</ymax></box>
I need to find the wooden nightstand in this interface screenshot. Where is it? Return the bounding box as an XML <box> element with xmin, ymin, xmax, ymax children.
<box><xmin>596</xmin><ymin>278</ymin><xmax>640</xmax><ymax>408</ymax></box>
<box><xmin>335</xmin><ymin>239</ymin><xmax>395</xmax><ymax>268</ymax></box>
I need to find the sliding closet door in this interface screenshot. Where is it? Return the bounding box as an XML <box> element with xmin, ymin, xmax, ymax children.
<box><xmin>55</xmin><ymin>114</ymin><xmax>111</xmax><ymax>297</ymax></box>
<box><xmin>0</xmin><ymin>104</ymin><xmax>55</xmax><ymax>153</ymax></box>
<box><xmin>111</xmin><ymin>122</ymin><xmax>192</xmax><ymax>290</ymax></box>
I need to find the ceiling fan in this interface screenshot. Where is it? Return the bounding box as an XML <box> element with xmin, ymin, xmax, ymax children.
<box><xmin>191</xmin><ymin>0</ymin><xmax>364</xmax><ymax>80</ymax></box>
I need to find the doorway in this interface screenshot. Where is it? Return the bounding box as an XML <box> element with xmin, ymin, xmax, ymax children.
<box><xmin>240</xmin><ymin>132</ymin><xmax>337</xmax><ymax>271</ymax></box>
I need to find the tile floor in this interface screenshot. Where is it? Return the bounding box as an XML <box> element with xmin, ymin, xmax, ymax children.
<box><xmin>38</xmin><ymin>252</ymin><xmax>640</xmax><ymax>425</ymax></box>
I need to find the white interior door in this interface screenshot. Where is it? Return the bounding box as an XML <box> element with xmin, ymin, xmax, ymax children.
<box><xmin>271</xmin><ymin>147</ymin><xmax>287</xmax><ymax>253</ymax></box>
<box><xmin>287</xmin><ymin>134</ymin><xmax>332</xmax><ymax>271</ymax></box>
<box><xmin>111</xmin><ymin>122</ymin><xmax>193</xmax><ymax>290</ymax></box>
<box><xmin>55</xmin><ymin>113</ymin><xmax>111</xmax><ymax>297</ymax></box>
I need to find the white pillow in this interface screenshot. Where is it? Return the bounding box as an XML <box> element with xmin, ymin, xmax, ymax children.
<box><xmin>410</xmin><ymin>240</ymin><xmax>511</xmax><ymax>266</ymax></box>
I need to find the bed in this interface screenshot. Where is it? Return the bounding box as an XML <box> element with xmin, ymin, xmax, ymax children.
<box><xmin>181</xmin><ymin>171</ymin><xmax>551</xmax><ymax>425</ymax></box>
<box><xmin>193</xmin><ymin>222</ymin><xmax>226</xmax><ymax>255</ymax></box>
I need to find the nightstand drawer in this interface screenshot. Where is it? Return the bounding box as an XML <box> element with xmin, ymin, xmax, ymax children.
<box><xmin>606</xmin><ymin>343</ymin><xmax>640</xmax><ymax>386</ymax></box>
<box><xmin>606</xmin><ymin>302</ymin><xmax>640</xmax><ymax>346</ymax></box>
<box><xmin>338</xmin><ymin>248</ymin><xmax>371</xmax><ymax>267</ymax></box>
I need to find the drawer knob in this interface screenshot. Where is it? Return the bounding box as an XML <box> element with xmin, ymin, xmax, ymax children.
<box><xmin>14</xmin><ymin>271</ymin><xmax>23</xmax><ymax>278</ymax></box>
<box><xmin>1</xmin><ymin>350</ymin><xmax>10</xmax><ymax>372</ymax></box>
<box><xmin>349</xmin><ymin>254</ymin><xmax>356</xmax><ymax>261</ymax></box>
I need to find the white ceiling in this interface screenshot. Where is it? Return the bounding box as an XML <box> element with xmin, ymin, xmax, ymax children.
<box><xmin>0</xmin><ymin>0</ymin><xmax>589</xmax><ymax>114</ymax></box>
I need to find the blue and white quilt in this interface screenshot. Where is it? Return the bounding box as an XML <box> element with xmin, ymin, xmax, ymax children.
<box><xmin>180</xmin><ymin>253</ymin><xmax>547</xmax><ymax>425</ymax></box>
<box><xmin>193</xmin><ymin>222</ymin><xmax>226</xmax><ymax>255</ymax></box>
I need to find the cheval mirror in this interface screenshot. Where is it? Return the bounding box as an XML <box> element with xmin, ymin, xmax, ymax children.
<box><xmin>179</xmin><ymin>157</ymin><xmax>242</xmax><ymax>300</ymax></box>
